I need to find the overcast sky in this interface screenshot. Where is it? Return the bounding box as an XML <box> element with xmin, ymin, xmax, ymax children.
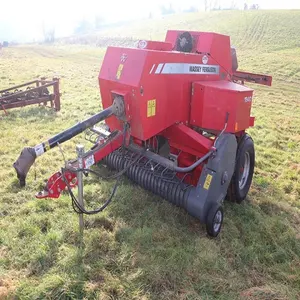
<box><xmin>0</xmin><ymin>0</ymin><xmax>299</xmax><ymax>42</ymax></box>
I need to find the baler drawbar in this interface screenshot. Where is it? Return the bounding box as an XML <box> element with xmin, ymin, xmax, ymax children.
<box><xmin>13</xmin><ymin>30</ymin><xmax>272</xmax><ymax>237</ymax></box>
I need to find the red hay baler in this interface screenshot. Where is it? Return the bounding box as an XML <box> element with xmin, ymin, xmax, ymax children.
<box><xmin>13</xmin><ymin>31</ymin><xmax>272</xmax><ymax>237</ymax></box>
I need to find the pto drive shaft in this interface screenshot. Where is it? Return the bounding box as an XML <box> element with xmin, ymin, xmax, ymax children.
<box><xmin>13</xmin><ymin>97</ymin><xmax>125</xmax><ymax>187</ymax></box>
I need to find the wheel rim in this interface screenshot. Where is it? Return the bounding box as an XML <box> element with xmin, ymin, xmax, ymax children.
<box><xmin>239</xmin><ymin>152</ymin><xmax>250</xmax><ymax>190</ymax></box>
<box><xmin>213</xmin><ymin>210</ymin><xmax>222</xmax><ymax>233</ymax></box>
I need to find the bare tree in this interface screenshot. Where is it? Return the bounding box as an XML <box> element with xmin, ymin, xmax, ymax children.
<box><xmin>230</xmin><ymin>0</ymin><xmax>238</xmax><ymax>9</ymax></box>
<box><xmin>204</xmin><ymin>0</ymin><xmax>210</xmax><ymax>11</ymax></box>
<box><xmin>42</xmin><ymin>22</ymin><xmax>55</xmax><ymax>43</ymax></box>
<box><xmin>212</xmin><ymin>0</ymin><xmax>221</xmax><ymax>10</ymax></box>
<box><xmin>204</xmin><ymin>0</ymin><xmax>220</xmax><ymax>11</ymax></box>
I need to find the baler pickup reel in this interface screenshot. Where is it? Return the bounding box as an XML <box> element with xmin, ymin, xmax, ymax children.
<box><xmin>13</xmin><ymin>30</ymin><xmax>272</xmax><ymax>237</ymax></box>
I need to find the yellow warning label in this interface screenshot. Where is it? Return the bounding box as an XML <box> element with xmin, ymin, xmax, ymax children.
<box><xmin>44</xmin><ymin>141</ymin><xmax>50</xmax><ymax>151</ymax></box>
<box><xmin>116</xmin><ymin>64</ymin><xmax>124</xmax><ymax>80</ymax></box>
<box><xmin>147</xmin><ymin>99</ymin><xmax>156</xmax><ymax>117</ymax></box>
<box><xmin>203</xmin><ymin>174</ymin><xmax>213</xmax><ymax>190</ymax></box>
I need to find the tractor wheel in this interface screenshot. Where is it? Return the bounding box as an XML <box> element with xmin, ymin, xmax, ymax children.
<box><xmin>227</xmin><ymin>133</ymin><xmax>255</xmax><ymax>203</ymax></box>
<box><xmin>206</xmin><ymin>204</ymin><xmax>224</xmax><ymax>237</ymax></box>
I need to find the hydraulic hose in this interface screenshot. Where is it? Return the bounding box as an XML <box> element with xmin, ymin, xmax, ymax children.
<box><xmin>173</xmin><ymin>151</ymin><xmax>214</xmax><ymax>172</ymax></box>
<box><xmin>128</xmin><ymin>144</ymin><xmax>215</xmax><ymax>173</ymax></box>
<box><xmin>63</xmin><ymin>123</ymin><xmax>130</xmax><ymax>215</ymax></box>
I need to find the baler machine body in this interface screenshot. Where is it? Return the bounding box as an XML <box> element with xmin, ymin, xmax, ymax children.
<box><xmin>13</xmin><ymin>30</ymin><xmax>272</xmax><ymax>237</ymax></box>
<box><xmin>99</xmin><ymin>31</ymin><xmax>256</xmax><ymax>187</ymax></box>
<box><xmin>100</xmin><ymin>31</ymin><xmax>253</xmax><ymax>140</ymax></box>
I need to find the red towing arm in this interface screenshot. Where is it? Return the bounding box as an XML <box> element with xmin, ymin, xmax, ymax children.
<box><xmin>35</xmin><ymin>130</ymin><xmax>124</xmax><ymax>199</ymax></box>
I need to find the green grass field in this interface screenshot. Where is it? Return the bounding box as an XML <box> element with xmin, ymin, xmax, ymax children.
<box><xmin>0</xmin><ymin>9</ymin><xmax>300</xmax><ymax>300</ymax></box>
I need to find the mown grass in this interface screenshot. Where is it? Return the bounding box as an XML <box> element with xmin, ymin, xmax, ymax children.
<box><xmin>0</xmin><ymin>9</ymin><xmax>300</xmax><ymax>300</ymax></box>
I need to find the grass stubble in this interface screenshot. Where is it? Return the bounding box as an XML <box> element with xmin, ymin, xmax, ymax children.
<box><xmin>0</xmin><ymin>9</ymin><xmax>299</xmax><ymax>300</ymax></box>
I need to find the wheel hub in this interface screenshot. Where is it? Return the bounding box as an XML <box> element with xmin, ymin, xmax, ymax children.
<box><xmin>213</xmin><ymin>210</ymin><xmax>222</xmax><ymax>232</ymax></box>
<box><xmin>239</xmin><ymin>152</ymin><xmax>250</xmax><ymax>189</ymax></box>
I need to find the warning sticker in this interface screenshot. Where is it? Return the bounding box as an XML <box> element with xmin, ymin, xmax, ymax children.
<box><xmin>147</xmin><ymin>99</ymin><xmax>156</xmax><ymax>117</ymax></box>
<box><xmin>85</xmin><ymin>155</ymin><xmax>95</xmax><ymax>169</ymax></box>
<box><xmin>203</xmin><ymin>174</ymin><xmax>213</xmax><ymax>190</ymax></box>
<box><xmin>34</xmin><ymin>143</ymin><xmax>44</xmax><ymax>157</ymax></box>
<box><xmin>116</xmin><ymin>64</ymin><xmax>124</xmax><ymax>80</ymax></box>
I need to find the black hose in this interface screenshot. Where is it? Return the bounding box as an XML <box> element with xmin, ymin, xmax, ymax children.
<box><xmin>67</xmin><ymin>174</ymin><xmax>121</xmax><ymax>215</ymax></box>
<box><xmin>129</xmin><ymin>144</ymin><xmax>214</xmax><ymax>173</ymax></box>
<box><xmin>62</xmin><ymin>123</ymin><xmax>129</xmax><ymax>215</ymax></box>
<box><xmin>173</xmin><ymin>151</ymin><xmax>213</xmax><ymax>172</ymax></box>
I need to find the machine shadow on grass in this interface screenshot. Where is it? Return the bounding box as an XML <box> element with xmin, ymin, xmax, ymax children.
<box><xmin>81</xmin><ymin>162</ymin><xmax>299</xmax><ymax>241</ymax></box>
<box><xmin>79</xmin><ymin>164</ymin><xmax>209</xmax><ymax>235</ymax></box>
<box><xmin>71</xmin><ymin>174</ymin><xmax>300</xmax><ymax>298</ymax></box>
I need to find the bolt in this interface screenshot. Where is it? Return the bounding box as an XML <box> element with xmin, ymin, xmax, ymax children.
<box><xmin>221</xmin><ymin>171</ymin><xmax>228</xmax><ymax>185</ymax></box>
<box><xmin>76</xmin><ymin>144</ymin><xmax>85</xmax><ymax>158</ymax></box>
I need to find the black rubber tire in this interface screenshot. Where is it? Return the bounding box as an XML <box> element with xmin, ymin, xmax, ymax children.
<box><xmin>227</xmin><ymin>133</ymin><xmax>255</xmax><ymax>203</ymax></box>
<box><xmin>206</xmin><ymin>204</ymin><xmax>224</xmax><ymax>237</ymax></box>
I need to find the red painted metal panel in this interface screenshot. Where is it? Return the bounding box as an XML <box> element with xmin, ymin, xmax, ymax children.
<box><xmin>99</xmin><ymin>46</ymin><xmax>148</xmax><ymax>87</ymax></box>
<box><xmin>249</xmin><ymin>116</ymin><xmax>255</xmax><ymax>127</ymax></box>
<box><xmin>165</xmin><ymin>30</ymin><xmax>232</xmax><ymax>75</ymax></box>
<box><xmin>163</xmin><ymin>123</ymin><xmax>213</xmax><ymax>157</ymax></box>
<box><xmin>98</xmin><ymin>30</ymin><xmax>271</xmax><ymax>147</ymax></box>
<box><xmin>99</xmin><ymin>37</ymin><xmax>230</xmax><ymax>141</ymax></box>
<box><xmin>190</xmin><ymin>80</ymin><xmax>254</xmax><ymax>133</ymax></box>
<box><xmin>137</xmin><ymin>40</ymin><xmax>173</xmax><ymax>51</ymax></box>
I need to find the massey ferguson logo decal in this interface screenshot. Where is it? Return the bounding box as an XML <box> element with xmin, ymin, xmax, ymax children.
<box><xmin>202</xmin><ymin>55</ymin><xmax>208</xmax><ymax>64</ymax></box>
<box><xmin>149</xmin><ymin>63</ymin><xmax>220</xmax><ymax>75</ymax></box>
<box><xmin>244</xmin><ymin>96</ymin><xmax>252</xmax><ymax>103</ymax></box>
<box><xmin>138</xmin><ymin>40</ymin><xmax>148</xmax><ymax>49</ymax></box>
<box><xmin>120</xmin><ymin>53</ymin><xmax>127</xmax><ymax>63</ymax></box>
<box><xmin>189</xmin><ymin>65</ymin><xmax>217</xmax><ymax>73</ymax></box>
